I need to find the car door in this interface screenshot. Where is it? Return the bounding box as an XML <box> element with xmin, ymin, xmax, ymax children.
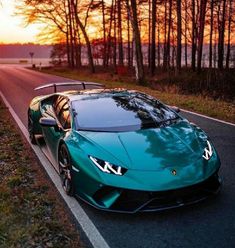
<box><xmin>42</xmin><ymin>95</ymin><xmax>72</xmax><ymax>160</ymax></box>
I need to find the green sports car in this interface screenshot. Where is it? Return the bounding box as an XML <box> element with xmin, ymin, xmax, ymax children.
<box><xmin>28</xmin><ymin>82</ymin><xmax>221</xmax><ymax>213</ymax></box>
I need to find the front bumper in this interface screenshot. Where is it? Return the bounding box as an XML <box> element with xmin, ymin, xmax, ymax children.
<box><xmin>81</xmin><ymin>172</ymin><xmax>221</xmax><ymax>213</ymax></box>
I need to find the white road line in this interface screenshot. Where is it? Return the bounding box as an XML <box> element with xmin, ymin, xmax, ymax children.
<box><xmin>0</xmin><ymin>91</ymin><xmax>110</xmax><ymax>248</ymax></box>
<box><xmin>181</xmin><ymin>108</ymin><xmax>235</xmax><ymax>127</ymax></box>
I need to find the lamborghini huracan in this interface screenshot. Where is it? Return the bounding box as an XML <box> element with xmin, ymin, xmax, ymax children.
<box><xmin>28</xmin><ymin>82</ymin><xmax>221</xmax><ymax>213</ymax></box>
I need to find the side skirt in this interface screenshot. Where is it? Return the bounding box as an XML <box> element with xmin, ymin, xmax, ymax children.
<box><xmin>35</xmin><ymin>135</ymin><xmax>59</xmax><ymax>174</ymax></box>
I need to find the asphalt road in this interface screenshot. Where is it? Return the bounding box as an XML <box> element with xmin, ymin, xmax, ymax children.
<box><xmin>1</xmin><ymin>65</ymin><xmax>235</xmax><ymax>248</ymax></box>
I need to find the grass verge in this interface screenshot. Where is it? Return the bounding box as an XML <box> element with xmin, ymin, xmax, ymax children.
<box><xmin>0</xmin><ymin>99</ymin><xmax>83</xmax><ymax>248</ymax></box>
<box><xmin>38</xmin><ymin>67</ymin><xmax>235</xmax><ymax>123</ymax></box>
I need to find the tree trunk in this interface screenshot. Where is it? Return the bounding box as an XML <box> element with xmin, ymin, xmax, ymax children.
<box><xmin>209</xmin><ymin>0</ymin><xmax>214</xmax><ymax>68</ymax></box>
<box><xmin>163</xmin><ymin>0</ymin><xmax>167</xmax><ymax>69</ymax></box>
<box><xmin>197</xmin><ymin>0</ymin><xmax>208</xmax><ymax>73</ymax></box>
<box><xmin>148</xmin><ymin>0</ymin><xmax>151</xmax><ymax>68</ymax></box>
<box><xmin>127</xmin><ymin>1</ymin><xmax>131</xmax><ymax>67</ymax></box>
<box><xmin>68</xmin><ymin>0</ymin><xmax>75</xmax><ymax>68</ymax></box>
<box><xmin>64</xmin><ymin>0</ymin><xmax>71</xmax><ymax>68</ymax></box>
<box><xmin>129</xmin><ymin>0</ymin><xmax>145</xmax><ymax>84</ymax></box>
<box><xmin>226</xmin><ymin>0</ymin><xmax>232</xmax><ymax>69</ymax></box>
<box><xmin>101</xmin><ymin>0</ymin><xmax>107</xmax><ymax>67</ymax></box>
<box><xmin>113</xmin><ymin>0</ymin><xmax>117</xmax><ymax>68</ymax></box>
<box><xmin>184</xmin><ymin>0</ymin><xmax>188</xmax><ymax>67</ymax></box>
<box><xmin>71</xmin><ymin>6</ymin><xmax>81</xmax><ymax>69</ymax></box>
<box><xmin>157</xmin><ymin>11</ymin><xmax>161</xmax><ymax>67</ymax></box>
<box><xmin>72</xmin><ymin>0</ymin><xmax>94</xmax><ymax>73</ymax></box>
<box><xmin>106</xmin><ymin>0</ymin><xmax>114</xmax><ymax>66</ymax></box>
<box><xmin>117</xmin><ymin>0</ymin><xmax>124</xmax><ymax>65</ymax></box>
<box><xmin>166</xmin><ymin>0</ymin><xmax>172</xmax><ymax>69</ymax></box>
<box><xmin>213</xmin><ymin>30</ymin><xmax>217</xmax><ymax>68</ymax></box>
<box><xmin>176</xmin><ymin>0</ymin><xmax>182</xmax><ymax>73</ymax></box>
<box><xmin>65</xmin><ymin>30</ymin><xmax>71</xmax><ymax>67</ymax></box>
<box><xmin>191</xmin><ymin>0</ymin><xmax>196</xmax><ymax>71</ymax></box>
<box><xmin>218</xmin><ymin>0</ymin><xmax>226</xmax><ymax>70</ymax></box>
<box><xmin>150</xmin><ymin>0</ymin><xmax>156</xmax><ymax>76</ymax></box>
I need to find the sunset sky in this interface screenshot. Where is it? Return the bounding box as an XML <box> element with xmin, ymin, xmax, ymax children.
<box><xmin>0</xmin><ymin>0</ymin><xmax>42</xmax><ymax>44</ymax></box>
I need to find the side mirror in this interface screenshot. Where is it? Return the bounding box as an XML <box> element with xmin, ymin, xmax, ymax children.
<box><xmin>171</xmin><ymin>106</ymin><xmax>180</xmax><ymax>113</ymax></box>
<box><xmin>39</xmin><ymin>117</ymin><xmax>57</xmax><ymax>127</ymax></box>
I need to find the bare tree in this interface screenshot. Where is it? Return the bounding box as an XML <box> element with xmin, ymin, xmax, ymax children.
<box><xmin>197</xmin><ymin>0</ymin><xmax>208</xmax><ymax>73</ymax></box>
<box><xmin>72</xmin><ymin>0</ymin><xmax>95</xmax><ymax>72</ymax></box>
<box><xmin>15</xmin><ymin>0</ymin><xmax>235</xmax><ymax>85</ymax></box>
<box><xmin>128</xmin><ymin>0</ymin><xmax>145</xmax><ymax>84</ymax></box>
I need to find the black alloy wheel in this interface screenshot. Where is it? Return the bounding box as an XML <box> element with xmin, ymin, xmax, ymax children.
<box><xmin>58</xmin><ymin>144</ymin><xmax>74</xmax><ymax>196</ymax></box>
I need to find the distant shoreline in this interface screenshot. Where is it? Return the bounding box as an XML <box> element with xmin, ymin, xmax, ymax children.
<box><xmin>0</xmin><ymin>58</ymin><xmax>50</xmax><ymax>66</ymax></box>
<box><xmin>0</xmin><ymin>44</ymin><xmax>52</xmax><ymax>59</ymax></box>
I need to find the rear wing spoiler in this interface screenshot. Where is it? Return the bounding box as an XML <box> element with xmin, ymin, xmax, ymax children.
<box><xmin>34</xmin><ymin>81</ymin><xmax>104</xmax><ymax>93</ymax></box>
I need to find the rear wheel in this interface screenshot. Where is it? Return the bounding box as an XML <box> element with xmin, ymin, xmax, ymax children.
<box><xmin>58</xmin><ymin>144</ymin><xmax>74</xmax><ymax>196</ymax></box>
<box><xmin>28</xmin><ymin>113</ymin><xmax>37</xmax><ymax>145</ymax></box>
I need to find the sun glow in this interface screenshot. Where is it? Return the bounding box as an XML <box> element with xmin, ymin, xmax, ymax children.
<box><xmin>0</xmin><ymin>0</ymin><xmax>46</xmax><ymax>44</ymax></box>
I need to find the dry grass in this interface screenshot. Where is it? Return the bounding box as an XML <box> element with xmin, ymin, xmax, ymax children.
<box><xmin>0</xmin><ymin>100</ymin><xmax>83</xmax><ymax>248</ymax></box>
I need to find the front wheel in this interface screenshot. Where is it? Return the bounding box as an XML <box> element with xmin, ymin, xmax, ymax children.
<box><xmin>58</xmin><ymin>144</ymin><xmax>74</xmax><ymax>196</ymax></box>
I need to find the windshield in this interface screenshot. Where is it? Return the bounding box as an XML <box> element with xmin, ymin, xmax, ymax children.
<box><xmin>72</xmin><ymin>92</ymin><xmax>180</xmax><ymax>132</ymax></box>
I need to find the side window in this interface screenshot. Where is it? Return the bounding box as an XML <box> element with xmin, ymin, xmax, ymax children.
<box><xmin>59</xmin><ymin>107</ymin><xmax>71</xmax><ymax>129</ymax></box>
<box><xmin>53</xmin><ymin>96</ymin><xmax>71</xmax><ymax>129</ymax></box>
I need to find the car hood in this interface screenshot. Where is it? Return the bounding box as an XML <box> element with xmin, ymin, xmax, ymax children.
<box><xmin>78</xmin><ymin>120</ymin><xmax>208</xmax><ymax>171</ymax></box>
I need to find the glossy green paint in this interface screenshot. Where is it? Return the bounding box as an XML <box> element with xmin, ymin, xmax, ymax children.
<box><xmin>63</xmin><ymin>119</ymin><xmax>220</xmax><ymax>209</ymax></box>
<box><xmin>29</xmin><ymin>90</ymin><xmax>221</xmax><ymax>211</ymax></box>
<box><xmin>68</xmin><ymin>120</ymin><xmax>220</xmax><ymax>192</ymax></box>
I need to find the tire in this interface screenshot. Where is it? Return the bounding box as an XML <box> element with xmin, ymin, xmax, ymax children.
<box><xmin>58</xmin><ymin>144</ymin><xmax>74</xmax><ymax>196</ymax></box>
<box><xmin>28</xmin><ymin>113</ymin><xmax>37</xmax><ymax>145</ymax></box>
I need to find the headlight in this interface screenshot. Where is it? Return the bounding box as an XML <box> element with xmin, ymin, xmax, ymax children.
<box><xmin>89</xmin><ymin>156</ymin><xmax>127</xmax><ymax>176</ymax></box>
<box><xmin>202</xmin><ymin>140</ymin><xmax>213</xmax><ymax>161</ymax></box>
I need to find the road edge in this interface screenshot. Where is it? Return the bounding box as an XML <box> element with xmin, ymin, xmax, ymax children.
<box><xmin>0</xmin><ymin>90</ymin><xmax>110</xmax><ymax>248</ymax></box>
<box><xmin>181</xmin><ymin>109</ymin><xmax>235</xmax><ymax>127</ymax></box>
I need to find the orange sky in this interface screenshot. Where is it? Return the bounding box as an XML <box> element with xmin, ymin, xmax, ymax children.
<box><xmin>0</xmin><ymin>0</ymin><xmax>101</xmax><ymax>44</ymax></box>
<box><xmin>0</xmin><ymin>0</ymin><xmax>44</xmax><ymax>44</ymax></box>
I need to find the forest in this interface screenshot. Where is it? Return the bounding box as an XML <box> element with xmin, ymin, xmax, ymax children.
<box><xmin>16</xmin><ymin>0</ymin><xmax>235</xmax><ymax>100</ymax></box>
